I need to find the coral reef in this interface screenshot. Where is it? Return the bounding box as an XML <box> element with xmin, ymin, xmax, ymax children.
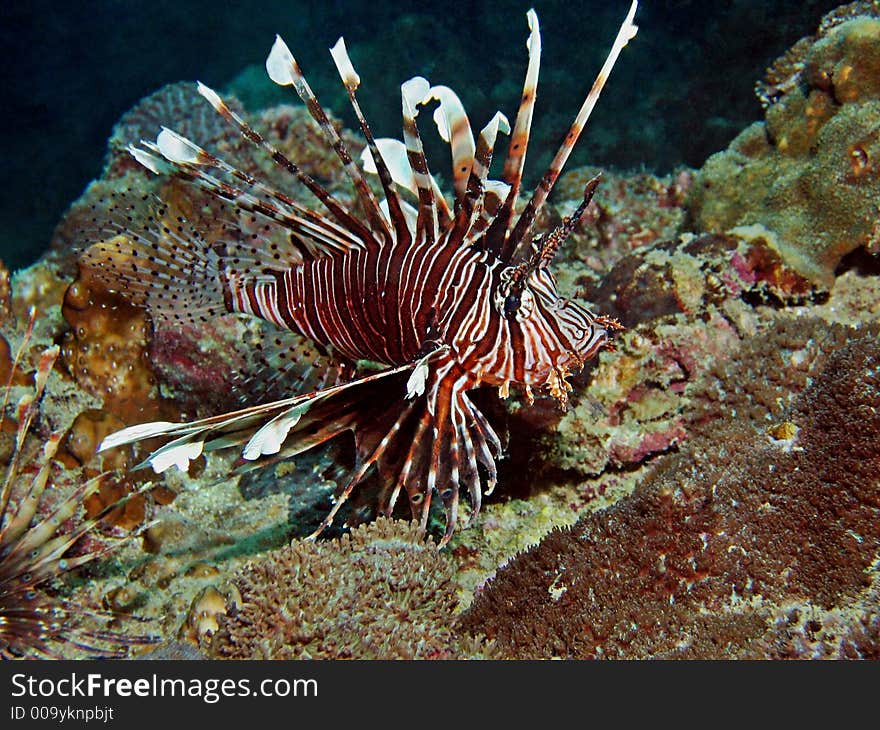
<box><xmin>208</xmin><ymin>519</ymin><xmax>492</xmax><ymax>659</ymax></box>
<box><xmin>687</xmin><ymin>5</ymin><xmax>880</xmax><ymax>287</ymax></box>
<box><xmin>60</xmin><ymin>271</ymin><xmax>164</xmax><ymax>425</ymax></box>
<box><xmin>2</xmin><ymin>1</ymin><xmax>879</xmax><ymax>661</ymax></box>
<box><xmin>461</xmin><ymin>326</ymin><xmax>880</xmax><ymax>658</ymax></box>
<box><xmin>554</xmin><ymin>168</ymin><xmax>692</xmax><ymax>276</ymax></box>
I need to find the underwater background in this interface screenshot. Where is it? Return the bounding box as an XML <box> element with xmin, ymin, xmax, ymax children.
<box><xmin>1</xmin><ymin>0</ymin><xmax>879</xmax><ymax>659</ymax></box>
<box><xmin>3</xmin><ymin>0</ymin><xmax>840</xmax><ymax>271</ymax></box>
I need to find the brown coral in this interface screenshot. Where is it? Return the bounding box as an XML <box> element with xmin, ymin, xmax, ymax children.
<box><xmin>461</xmin><ymin>326</ymin><xmax>880</xmax><ymax>659</ymax></box>
<box><xmin>688</xmin><ymin>10</ymin><xmax>880</xmax><ymax>288</ymax></box>
<box><xmin>61</xmin><ymin>265</ymin><xmax>171</xmax><ymax>425</ymax></box>
<box><xmin>209</xmin><ymin>519</ymin><xmax>490</xmax><ymax>659</ymax></box>
<box><xmin>59</xmin><ymin>263</ymin><xmax>181</xmax><ymax>527</ymax></box>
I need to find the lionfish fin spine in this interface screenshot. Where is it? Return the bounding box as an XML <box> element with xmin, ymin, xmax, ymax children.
<box><xmin>147</xmin><ymin>128</ymin><xmax>363</xmax><ymax>257</ymax></box>
<box><xmin>459</xmin><ymin>111</ymin><xmax>511</xmax><ymax>241</ymax></box>
<box><xmin>0</xmin><ymin>339</ymin><xmax>57</xmax><ymax>519</ymax></box>
<box><xmin>127</xmin><ymin>144</ymin><xmax>168</xmax><ymax>174</ymax></box>
<box><xmin>399</xmin><ymin>77</ymin><xmax>440</xmax><ymax>241</ymax></box>
<box><xmin>265</xmin><ymin>37</ymin><xmax>391</xmax><ymax>239</ymax></box>
<box><xmin>100</xmin><ymin>349</ymin><xmax>446</xmax><ymax>477</ymax></box>
<box><xmin>329</xmin><ymin>38</ymin><xmax>411</xmax><ymax>244</ymax></box>
<box><xmin>7</xmin><ymin>481</ymin><xmax>156</xmax><ymax>590</ymax></box>
<box><xmin>193</xmin><ymin>81</ymin><xmax>374</xmax><ymax>244</ymax></box>
<box><xmin>509</xmin><ymin>0</ymin><xmax>638</xmax><ymax>258</ymax></box>
<box><xmin>422</xmin><ymin>85</ymin><xmax>476</xmax><ymax>207</ymax></box>
<box><xmin>309</xmin><ymin>399</ymin><xmax>417</xmax><ymax>539</ymax></box>
<box><xmin>486</xmin><ymin>8</ymin><xmax>541</xmax><ymax>259</ymax></box>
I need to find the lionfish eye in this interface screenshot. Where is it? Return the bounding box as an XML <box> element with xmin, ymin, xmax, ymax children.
<box><xmin>503</xmin><ymin>292</ymin><xmax>522</xmax><ymax>320</ymax></box>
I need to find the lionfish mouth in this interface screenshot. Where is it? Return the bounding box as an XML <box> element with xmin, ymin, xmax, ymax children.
<box><xmin>86</xmin><ymin>3</ymin><xmax>639</xmax><ymax>544</ymax></box>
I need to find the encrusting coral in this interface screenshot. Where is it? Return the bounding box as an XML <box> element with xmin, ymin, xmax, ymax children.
<box><xmin>461</xmin><ymin>324</ymin><xmax>880</xmax><ymax>658</ymax></box>
<box><xmin>687</xmin><ymin>3</ymin><xmax>880</xmax><ymax>287</ymax></box>
<box><xmin>207</xmin><ymin>519</ymin><xmax>493</xmax><ymax>659</ymax></box>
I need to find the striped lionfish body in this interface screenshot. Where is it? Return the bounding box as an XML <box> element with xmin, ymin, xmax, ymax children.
<box><xmin>89</xmin><ymin>2</ymin><xmax>639</xmax><ymax>543</ymax></box>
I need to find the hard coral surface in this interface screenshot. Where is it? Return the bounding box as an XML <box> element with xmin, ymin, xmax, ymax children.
<box><xmin>209</xmin><ymin>519</ymin><xmax>493</xmax><ymax>659</ymax></box>
<box><xmin>461</xmin><ymin>326</ymin><xmax>880</xmax><ymax>658</ymax></box>
<box><xmin>687</xmin><ymin>5</ymin><xmax>880</xmax><ymax>287</ymax></box>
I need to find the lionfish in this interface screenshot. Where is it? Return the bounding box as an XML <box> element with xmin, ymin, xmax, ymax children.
<box><xmin>1</xmin><ymin>312</ymin><xmax>151</xmax><ymax>658</ymax></box>
<box><xmin>88</xmin><ymin>2</ymin><xmax>639</xmax><ymax>544</ymax></box>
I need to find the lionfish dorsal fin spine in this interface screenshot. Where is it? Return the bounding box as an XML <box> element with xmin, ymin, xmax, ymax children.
<box><xmin>329</xmin><ymin>38</ymin><xmax>412</xmax><ymax>246</ymax></box>
<box><xmin>193</xmin><ymin>81</ymin><xmax>375</xmax><ymax>245</ymax></box>
<box><xmin>147</xmin><ymin>128</ymin><xmax>362</xmax><ymax>259</ymax></box>
<box><xmin>485</xmin><ymin>7</ymin><xmax>541</xmax><ymax>260</ymax></box>
<box><xmin>130</xmin><ymin>137</ymin><xmax>363</xmax><ymax>263</ymax></box>
<box><xmin>508</xmin><ymin>0</ymin><xmax>639</xmax><ymax>260</ymax></box>
<box><xmin>400</xmin><ymin>76</ymin><xmax>441</xmax><ymax>242</ymax></box>
<box><xmin>472</xmin><ymin>112</ymin><xmax>511</xmax><ymax>193</ymax></box>
<box><xmin>458</xmin><ymin>111</ymin><xmax>511</xmax><ymax>240</ymax></box>
<box><xmin>266</xmin><ymin>36</ymin><xmax>391</xmax><ymax>241</ymax></box>
<box><xmin>128</xmin><ymin>144</ymin><xmax>169</xmax><ymax>175</ymax></box>
<box><xmin>469</xmin><ymin>179</ymin><xmax>512</xmax><ymax>238</ymax></box>
<box><xmin>421</xmin><ymin>85</ymin><xmax>476</xmax><ymax>209</ymax></box>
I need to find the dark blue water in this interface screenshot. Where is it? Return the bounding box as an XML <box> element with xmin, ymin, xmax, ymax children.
<box><xmin>1</xmin><ymin>0</ymin><xmax>839</xmax><ymax>271</ymax></box>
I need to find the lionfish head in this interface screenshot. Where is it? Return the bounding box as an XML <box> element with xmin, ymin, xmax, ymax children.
<box><xmin>493</xmin><ymin>261</ymin><xmax>608</xmax><ymax>398</ymax></box>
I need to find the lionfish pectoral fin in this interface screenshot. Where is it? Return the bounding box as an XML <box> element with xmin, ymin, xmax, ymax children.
<box><xmin>98</xmin><ymin>397</ymin><xmax>308</xmax><ymax>474</ymax></box>
<box><xmin>232</xmin><ymin>323</ymin><xmax>354</xmax><ymax>406</ymax></box>
<box><xmin>361</xmin><ymin>374</ymin><xmax>503</xmax><ymax>547</ymax></box>
<box><xmin>100</xmin><ymin>356</ymin><xmax>432</xmax><ymax>476</ymax></box>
